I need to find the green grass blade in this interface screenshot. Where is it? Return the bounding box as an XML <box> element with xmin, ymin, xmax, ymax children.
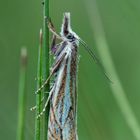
<box><xmin>42</xmin><ymin>0</ymin><xmax>50</xmax><ymax>139</ymax></box>
<box><xmin>16</xmin><ymin>47</ymin><xmax>27</xmax><ymax>140</ymax></box>
<box><xmin>35</xmin><ymin>29</ymin><xmax>43</xmax><ymax>140</ymax></box>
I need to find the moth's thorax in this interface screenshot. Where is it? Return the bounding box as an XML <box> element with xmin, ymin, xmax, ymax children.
<box><xmin>60</xmin><ymin>41</ymin><xmax>77</xmax><ymax>58</ymax></box>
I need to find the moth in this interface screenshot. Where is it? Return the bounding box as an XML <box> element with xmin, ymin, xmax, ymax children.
<box><xmin>34</xmin><ymin>12</ymin><xmax>110</xmax><ymax>140</ymax></box>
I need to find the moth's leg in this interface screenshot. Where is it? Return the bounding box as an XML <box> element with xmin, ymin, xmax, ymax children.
<box><xmin>50</xmin><ymin>35</ymin><xmax>56</xmax><ymax>48</ymax></box>
<box><xmin>30</xmin><ymin>96</ymin><xmax>45</xmax><ymax>111</ymax></box>
<box><xmin>46</xmin><ymin>17</ymin><xmax>63</xmax><ymax>40</ymax></box>
<box><xmin>36</xmin><ymin>53</ymin><xmax>66</xmax><ymax>118</ymax></box>
<box><xmin>48</xmin><ymin>18</ymin><xmax>64</xmax><ymax>55</ymax></box>
<box><xmin>37</xmin><ymin>87</ymin><xmax>54</xmax><ymax>118</ymax></box>
<box><xmin>35</xmin><ymin>52</ymin><xmax>66</xmax><ymax>94</ymax></box>
<box><xmin>50</xmin><ymin>36</ymin><xmax>64</xmax><ymax>57</ymax></box>
<box><xmin>50</xmin><ymin>35</ymin><xmax>57</xmax><ymax>55</ymax></box>
<box><xmin>30</xmin><ymin>88</ymin><xmax>53</xmax><ymax>111</ymax></box>
<box><xmin>35</xmin><ymin>73</ymin><xmax>52</xmax><ymax>94</ymax></box>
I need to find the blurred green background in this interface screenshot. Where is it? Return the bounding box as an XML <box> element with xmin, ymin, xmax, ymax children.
<box><xmin>1</xmin><ymin>0</ymin><xmax>140</xmax><ymax>140</ymax></box>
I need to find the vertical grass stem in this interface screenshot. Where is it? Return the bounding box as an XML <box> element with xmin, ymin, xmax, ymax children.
<box><xmin>42</xmin><ymin>0</ymin><xmax>50</xmax><ymax>139</ymax></box>
<box><xmin>35</xmin><ymin>29</ymin><xmax>43</xmax><ymax>140</ymax></box>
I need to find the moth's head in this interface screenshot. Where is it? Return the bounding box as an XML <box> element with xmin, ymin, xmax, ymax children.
<box><xmin>60</xmin><ymin>12</ymin><xmax>79</xmax><ymax>43</ymax></box>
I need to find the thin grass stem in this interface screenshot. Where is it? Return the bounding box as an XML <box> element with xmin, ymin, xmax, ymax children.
<box><xmin>42</xmin><ymin>0</ymin><xmax>50</xmax><ymax>139</ymax></box>
<box><xmin>35</xmin><ymin>29</ymin><xmax>43</xmax><ymax>140</ymax></box>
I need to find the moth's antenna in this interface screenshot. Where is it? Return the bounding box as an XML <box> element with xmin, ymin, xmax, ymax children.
<box><xmin>79</xmin><ymin>39</ymin><xmax>112</xmax><ymax>83</ymax></box>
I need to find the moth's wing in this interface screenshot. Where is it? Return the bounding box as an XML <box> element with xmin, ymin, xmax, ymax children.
<box><xmin>35</xmin><ymin>52</ymin><xmax>66</xmax><ymax>94</ymax></box>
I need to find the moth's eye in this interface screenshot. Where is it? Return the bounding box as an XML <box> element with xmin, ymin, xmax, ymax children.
<box><xmin>67</xmin><ymin>34</ymin><xmax>74</xmax><ymax>39</ymax></box>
